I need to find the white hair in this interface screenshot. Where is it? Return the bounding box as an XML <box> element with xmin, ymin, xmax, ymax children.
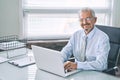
<box><xmin>78</xmin><ymin>7</ymin><xmax>96</xmax><ymax>17</ymax></box>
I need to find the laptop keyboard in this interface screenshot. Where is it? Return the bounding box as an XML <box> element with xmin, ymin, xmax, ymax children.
<box><xmin>64</xmin><ymin>69</ymin><xmax>73</xmax><ymax>73</ymax></box>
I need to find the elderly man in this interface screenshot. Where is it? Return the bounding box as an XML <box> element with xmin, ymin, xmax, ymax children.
<box><xmin>61</xmin><ymin>7</ymin><xmax>110</xmax><ymax>71</ymax></box>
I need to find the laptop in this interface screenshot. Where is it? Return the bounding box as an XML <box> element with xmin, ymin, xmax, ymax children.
<box><xmin>32</xmin><ymin>45</ymin><xmax>80</xmax><ymax>77</ymax></box>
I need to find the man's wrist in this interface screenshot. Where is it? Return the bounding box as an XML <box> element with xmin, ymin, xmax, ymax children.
<box><xmin>74</xmin><ymin>62</ymin><xmax>78</xmax><ymax>69</ymax></box>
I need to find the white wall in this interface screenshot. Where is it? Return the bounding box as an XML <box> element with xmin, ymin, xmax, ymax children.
<box><xmin>0</xmin><ymin>0</ymin><xmax>22</xmax><ymax>37</ymax></box>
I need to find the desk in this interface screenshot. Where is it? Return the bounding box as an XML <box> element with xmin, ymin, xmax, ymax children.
<box><xmin>0</xmin><ymin>62</ymin><xmax>120</xmax><ymax>80</ymax></box>
<box><xmin>0</xmin><ymin>49</ymin><xmax>120</xmax><ymax>80</ymax></box>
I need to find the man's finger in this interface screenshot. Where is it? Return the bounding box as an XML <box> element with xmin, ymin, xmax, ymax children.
<box><xmin>64</xmin><ymin>61</ymin><xmax>71</xmax><ymax>69</ymax></box>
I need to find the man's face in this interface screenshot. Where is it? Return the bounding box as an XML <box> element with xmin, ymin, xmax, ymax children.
<box><xmin>79</xmin><ymin>11</ymin><xmax>97</xmax><ymax>34</ymax></box>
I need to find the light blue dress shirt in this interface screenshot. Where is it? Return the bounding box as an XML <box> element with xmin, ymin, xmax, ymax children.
<box><xmin>61</xmin><ymin>26</ymin><xmax>110</xmax><ymax>71</ymax></box>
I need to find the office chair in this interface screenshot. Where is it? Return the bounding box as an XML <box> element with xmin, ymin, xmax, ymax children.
<box><xmin>96</xmin><ymin>25</ymin><xmax>120</xmax><ymax>75</ymax></box>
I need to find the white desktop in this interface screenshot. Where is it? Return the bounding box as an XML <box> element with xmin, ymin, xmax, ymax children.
<box><xmin>0</xmin><ymin>49</ymin><xmax>120</xmax><ymax>80</ymax></box>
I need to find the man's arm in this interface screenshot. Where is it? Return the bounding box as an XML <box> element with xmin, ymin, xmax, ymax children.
<box><xmin>61</xmin><ymin>35</ymin><xmax>74</xmax><ymax>62</ymax></box>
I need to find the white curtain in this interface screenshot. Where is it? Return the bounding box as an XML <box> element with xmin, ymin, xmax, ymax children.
<box><xmin>111</xmin><ymin>0</ymin><xmax>120</xmax><ymax>27</ymax></box>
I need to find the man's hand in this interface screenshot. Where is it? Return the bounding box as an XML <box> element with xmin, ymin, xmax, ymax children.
<box><xmin>64</xmin><ymin>61</ymin><xmax>77</xmax><ymax>71</ymax></box>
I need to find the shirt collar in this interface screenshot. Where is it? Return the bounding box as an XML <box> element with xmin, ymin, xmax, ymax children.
<box><xmin>82</xmin><ymin>26</ymin><xmax>96</xmax><ymax>39</ymax></box>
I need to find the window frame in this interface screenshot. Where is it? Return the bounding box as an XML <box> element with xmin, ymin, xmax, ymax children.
<box><xmin>22</xmin><ymin>0</ymin><xmax>113</xmax><ymax>40</ymax></box>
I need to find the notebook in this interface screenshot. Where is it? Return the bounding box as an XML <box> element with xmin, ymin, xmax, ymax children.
<box><xmin>8</xmin><ymin>56</ymin><xmax>35</xmax><ymax>68</ymax></box>
<box><xmin>32</xmin><ymin>45</ymin><xmax>80</xmax><ymax>77</ymax></box>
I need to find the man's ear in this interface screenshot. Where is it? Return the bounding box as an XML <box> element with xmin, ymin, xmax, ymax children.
<box><xmin>94</xmin><ymin>17</ymin><xmax>97</xmax><ymax>23</ymax></box>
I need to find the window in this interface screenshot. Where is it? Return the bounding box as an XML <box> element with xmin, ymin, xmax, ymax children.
<box><xmin>23</xmin><ymin>0</ymin><xmax>113</xmax><ymax>40</ymax></box>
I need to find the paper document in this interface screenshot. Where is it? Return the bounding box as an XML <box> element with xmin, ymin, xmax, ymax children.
<box><xmin>8</xmin><ymin>56</ymin><xmax>35</xmax><ymax>67</ymax></box>
<box><xmin>0</xmin><ymin>57</ymin><xmax>9</xmax><ymax>63</ymax></box>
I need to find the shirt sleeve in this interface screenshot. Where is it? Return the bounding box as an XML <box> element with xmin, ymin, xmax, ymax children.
<box><xmin>61</xmin><ymin>35</ymin><xmax>74</xmax><ymax>62</ymax></box>
<box><xmin>76</xmin><ymin>36</ymin><xmax>110</xmax><ymax>71</ymax></box>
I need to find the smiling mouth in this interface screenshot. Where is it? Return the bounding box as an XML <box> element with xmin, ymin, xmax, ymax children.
<box><xmin>82</xmin><ymin>23</ymin><xmax>90</xmax><ymax>26</ymax></box>
<box><xmin>84</xmin><ymin>29</ymin><xmax>89</xmax><ymax>31</ymax></box>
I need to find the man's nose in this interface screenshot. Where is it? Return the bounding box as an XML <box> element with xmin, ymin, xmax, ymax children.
<box><xmin>82</xmin><ymin>19</ymin><xmax>87</xmax><ymax>24</ymax></box>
